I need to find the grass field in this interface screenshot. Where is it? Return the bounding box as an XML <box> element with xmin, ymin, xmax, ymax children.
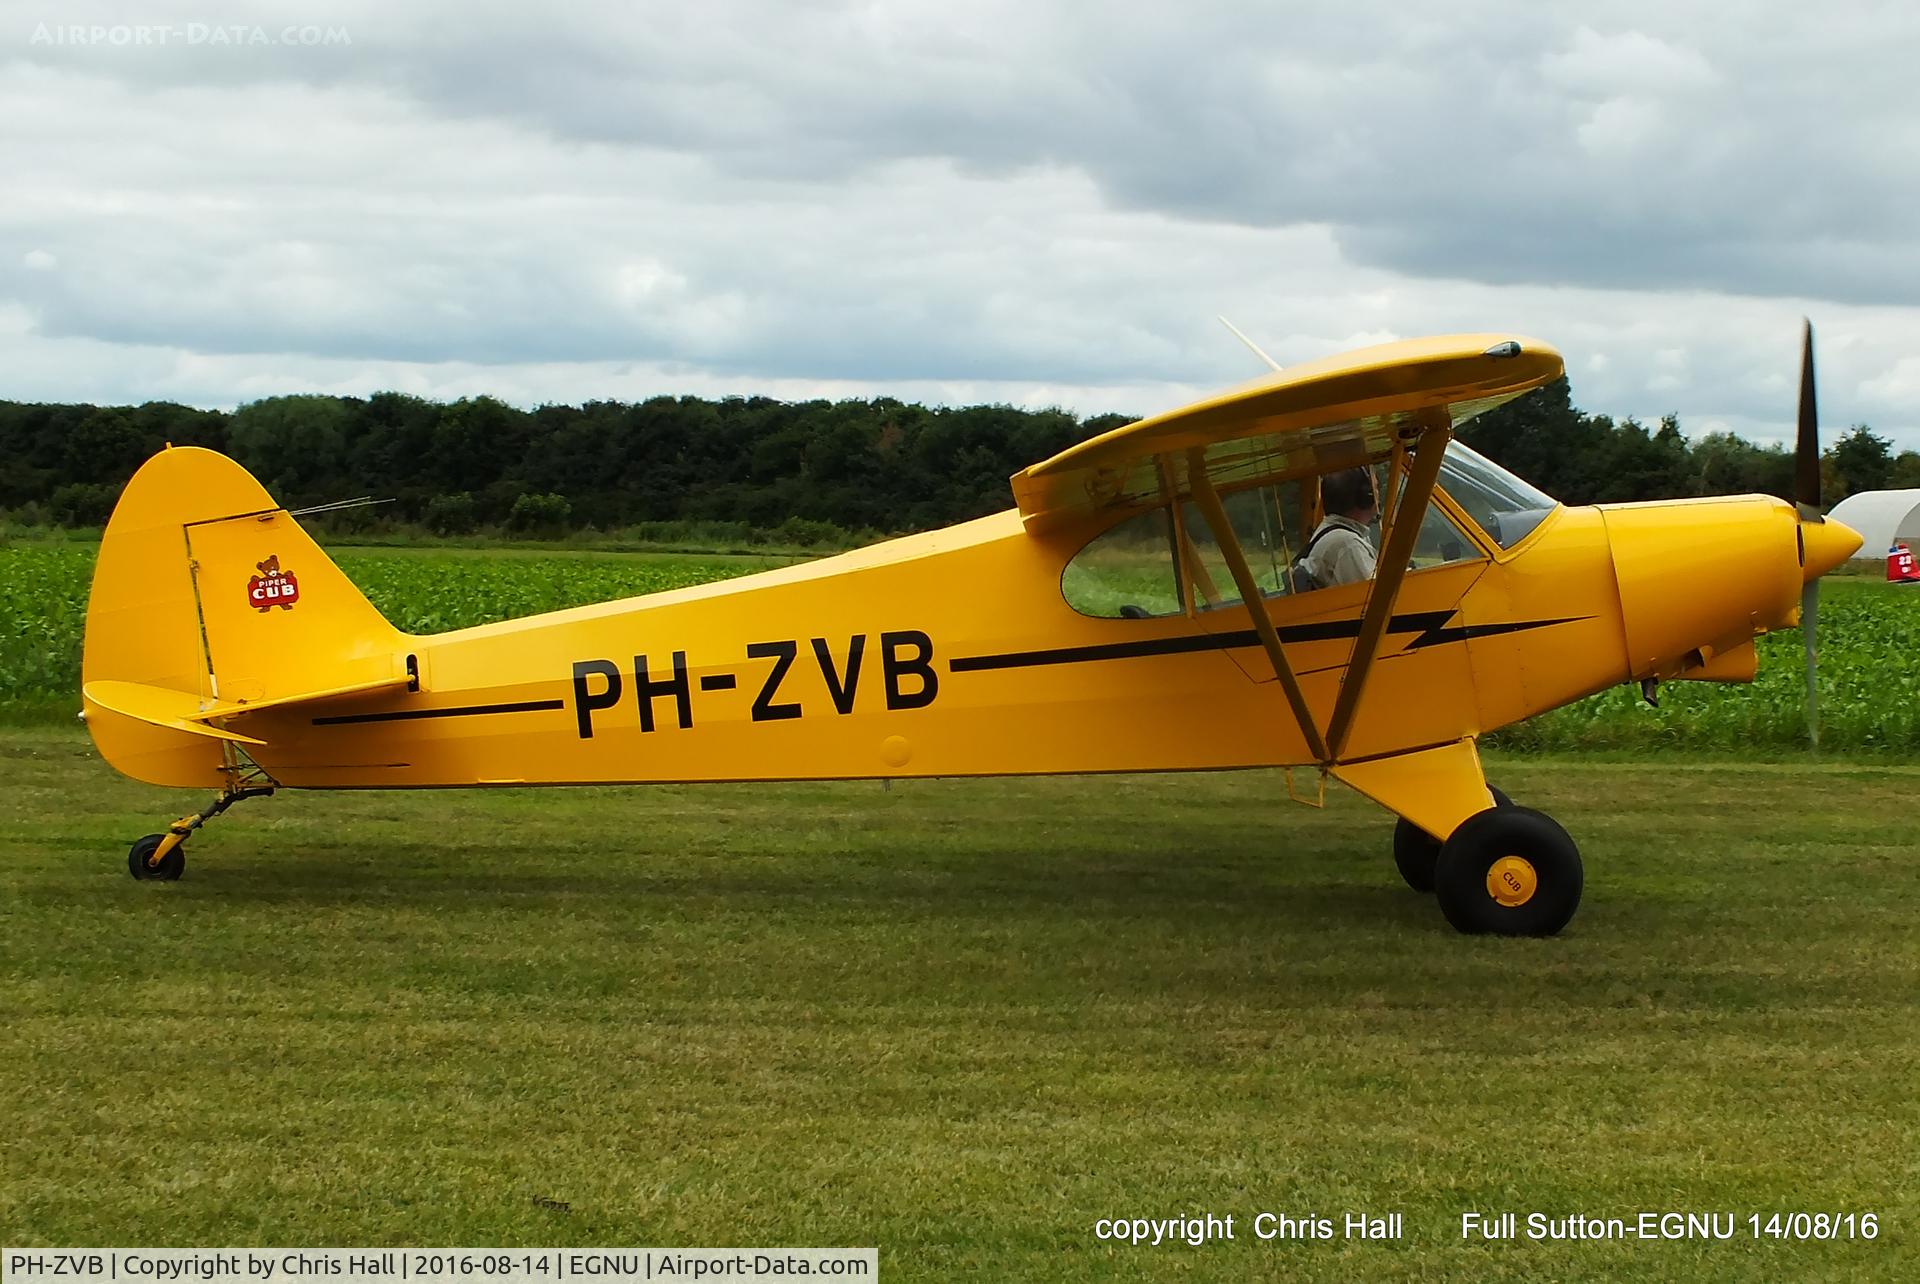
<box><xmin>3</xmin><ymin>728</ymin><xmax>1916</xmax><ymax>1278</ymax></box>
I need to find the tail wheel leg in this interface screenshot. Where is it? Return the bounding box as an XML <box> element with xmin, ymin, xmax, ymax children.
<box><xmin>126</xmin><ymin>786</ymin><xmax>274</xmax><ymax>882</ymax></box>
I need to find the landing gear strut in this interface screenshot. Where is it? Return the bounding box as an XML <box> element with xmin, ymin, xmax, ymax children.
<box><xmin>127</xmin><ymin>786</ymin><xmax>274</xmax><ymax>881</ymax></box>
<box><xmin>1392</xmin><ymin>785</ymin><xmax>1511</xmax><ymax>893</ymax></box>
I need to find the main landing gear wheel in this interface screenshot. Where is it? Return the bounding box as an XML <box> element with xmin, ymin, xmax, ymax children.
<box><xmin>1434</xmin><ymin>805</ymin><xmax>1582</xmax><ymax>937</ymax></box>
<box><xmin>127</xmin><ymin>833</ymin><xmax>185</xmax><ymax>881</ymax></box>
<box><xmin>1392</xmin><ymin>786</ymin><xmax>1511</xmax><ymax>893</ymax></box>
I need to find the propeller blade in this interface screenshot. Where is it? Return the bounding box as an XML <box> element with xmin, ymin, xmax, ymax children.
<box><xmin>1796</xmin><ymin>319</ymin><xmax>1821</xmax><ymax>519</ymax></box>
<box><xmin>1796</xmin><ymin>318</ymin><xmax>1823</xmax><ymax>749</ymax></box>
<box><xmin>1802</xmin><ymin>578</ymin><xmax>1820</xmax><ymax>750</ymax></box>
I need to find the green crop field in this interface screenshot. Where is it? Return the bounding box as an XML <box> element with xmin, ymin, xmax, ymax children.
<box><xmin>1491</xmin><ymin>577</ymin><xmax>1920</xmax><ymax>753</ymax></box>
<box><xmin>6</xmin><ymin>538</ymin><xmax>1917</xmax><ymax>752</ymax></box>
<box><xmin>0</xmin><ymin>542</ymin><xmax>779</xmax><ymax>723</ymax></box>
<box><xmin>2</xmin><ymin>735</ymin><xmax>1916</xmax><ymax>1278</ymax></box>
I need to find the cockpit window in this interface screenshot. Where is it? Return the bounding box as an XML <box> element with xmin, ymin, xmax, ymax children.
<box><xmin>1060</xmin><ymin>505</ymin><xmax>1186</xmax><ymax>618</ymax></box>
<box><xmin>1063</xmin><ymin>484</ymin><xmax>1309</xmax><ymax>620</ymax></box>
<box><xmin>1437</xmin><ymin>442</ymin><xmax>1559</xmax><ymax>549</ymax></box>
<box><xmin>1062</xmin><ymin>471</ymin><xmax>1485</xmax><ymax>620</ymax></box>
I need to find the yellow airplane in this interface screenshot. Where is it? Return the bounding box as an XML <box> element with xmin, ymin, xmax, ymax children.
<box><xmin>81</xmin><ymin>329</ymin><xmax>1859</xmax><ymax>935</ymax></box>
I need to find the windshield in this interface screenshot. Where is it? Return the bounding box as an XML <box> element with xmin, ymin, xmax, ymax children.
<box><xmin>1438</xmin><ymin>442</ymin><xmax>1559</xmax><ymax>549</ymax></box>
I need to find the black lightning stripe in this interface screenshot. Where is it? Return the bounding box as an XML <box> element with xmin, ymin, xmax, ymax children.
<box><xmin>950</xmin><ymin>612</ymin><xmax>1587</xmax><ymax>673</ymax></box>
<box><xmin>305</xmin><ymin>614</ymin><xmax>1593</xmax><ymax>725</ymax></box>
<box><xmin>1404</xmin><ymin>616</ymin><xmax>1589</xmax><ymax>649</ymax></box>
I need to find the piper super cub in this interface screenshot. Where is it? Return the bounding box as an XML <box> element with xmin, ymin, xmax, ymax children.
<box><xmin>81</xmin><ymin>329</ymin><xmax>1859</xmax><ymax>935</ymax></box>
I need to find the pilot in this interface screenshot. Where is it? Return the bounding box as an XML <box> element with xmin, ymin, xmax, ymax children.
<box><xmin>1301</xmin><ymin>467</ymin><xmax>1379</xmax><ymax>588</ymax></box>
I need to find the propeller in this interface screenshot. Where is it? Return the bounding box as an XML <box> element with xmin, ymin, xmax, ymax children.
<box><xmin>1796</xmin><ymin>319</ymin><xmax>1822</xmax><ymax>748</ymax></box>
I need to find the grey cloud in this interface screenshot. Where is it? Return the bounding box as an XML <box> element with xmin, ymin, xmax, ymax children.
<box><xmin>26</xmin><ymin>2</ymin><xmax>1915</xmax><ymax>301</ymax></box>
<box><xmin>3</xmin><ymin>0</ymin><xmax>1918</xmax><ymax>446</ymax></box>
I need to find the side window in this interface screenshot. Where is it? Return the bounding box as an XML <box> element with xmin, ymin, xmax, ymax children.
<box><xmin>1180</xmin><ymin>480</ymin><xmax>1309</xmax><ymax>607</ymax></box>
<box><xmin>1409</xmin><ymin>499</ymin><xmax>1480</xmax><ymax>569</ymax></box>
<box><xmin>1063</xmin><ymin>485</ymin><xmax>1309</xmax><ymax>620</ymax></box>
<box><xmin>1063</xmin><ymin>471</ymin><xmax>1482</xmax><ymax>620</ymax></box>
<box><xmin>1061</xmin><ymin>506</ymin><xmax>1185</xmax><ymax>618</ymax></box>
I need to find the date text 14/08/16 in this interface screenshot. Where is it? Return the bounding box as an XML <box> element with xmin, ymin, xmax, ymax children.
<box><xmin>1462</xmin><ymin>1212</ymin><xmax>1879</xmax><ymax>1241</ymax></box>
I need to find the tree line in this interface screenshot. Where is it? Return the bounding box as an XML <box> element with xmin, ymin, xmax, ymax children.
<box><xmin>0</xmin><ymin>379</ymin><xmax>1907</xmax><ymax>540</ymax></box>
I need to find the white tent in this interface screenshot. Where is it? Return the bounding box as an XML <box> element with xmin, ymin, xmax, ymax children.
<box><xmin>1828</xmin><ymin>489</ymin><xmax>1920</xmax><ymax>559</ymax></box>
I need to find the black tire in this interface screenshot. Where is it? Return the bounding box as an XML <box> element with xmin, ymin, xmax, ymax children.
<box><xmin>1392</xmin><ymin>819</ymin><xmax>1442</xmax><ymax>892</ymax></box>
<box><xmin>127</xmin><ymin>833</ymin><xmax>185</xmax><ymax>881</ymax></box>
<box><xmin>1391</xmin><ymin>785</ymin><xmax>1513</xmax><ymax>893</ymax></box>
<box><xmin>1434</xmin><ymin>805</ymin><xmax>1581</xmax><ymax>936</ymax></box>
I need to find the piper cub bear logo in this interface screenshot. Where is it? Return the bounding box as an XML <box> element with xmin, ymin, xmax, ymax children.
<box><xmin>247</xmin><ymin>554</ymin><xmax>300</xmax><ymax>612</ymax></box>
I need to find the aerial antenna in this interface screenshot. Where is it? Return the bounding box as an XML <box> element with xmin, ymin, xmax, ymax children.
<box><xmin>1217</xmin><ymin>316</ymin><xmax>1284</xmax><ymax>372</ymax></box>
<box><xmin>287</xmin><ymin>496</ymin><xmax>394</xmax><ymax>518</ymax></box>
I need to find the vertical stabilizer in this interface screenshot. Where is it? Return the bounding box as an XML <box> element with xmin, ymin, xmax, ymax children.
<box><xmin>82</xmin><ymin>447</ymin><xmax>407</xmax><ymax>786</ymax></box>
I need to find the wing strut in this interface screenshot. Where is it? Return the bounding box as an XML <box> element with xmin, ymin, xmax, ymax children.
<box><xmin>1378</xmin><ymin>442</ymin><xmax>1408</xmax><ymax>549</ymax></box>
<box><xmin>1157</xmin><ymin>454</ymin><xmax>1221</xmax><ymax>612</ymax></box>
<box><xmin>1184</xmin><ymin>449</ymin><xmax>1331</xmax><ymax>763</ymax></box>
<box><xmin>1323</xmin><ymin>424</ymin><xmax>1449</xmax><ymax>761</ymax></box>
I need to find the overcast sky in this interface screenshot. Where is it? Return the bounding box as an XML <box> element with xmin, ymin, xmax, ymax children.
<box><xmin>6</xmin><ymin>1</ymin><xmax>1920</xmax><ymax>447</ymax></box>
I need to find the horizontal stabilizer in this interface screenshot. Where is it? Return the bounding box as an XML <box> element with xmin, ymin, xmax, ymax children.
<box><xmin>186</xmin><ymin>673</ymin><xmax>415</xmax><ymax>722</ymax></box>
<box><xmin>83</xmin><ymin>681</ymin><xmax>268</xmax><ymax>746</ymax></box>
<box><xmin>83</xmin><ymin>674</ymin><xmax>416</xmax><ymax>746</ymax></box>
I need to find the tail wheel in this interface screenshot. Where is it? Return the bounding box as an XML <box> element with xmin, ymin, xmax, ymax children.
<box><xmin>1391</xmin><ymin>786</ymin><xmax>1511</xmax><ymax>893</ymax></box>
<box><xmin>1434</xmin><ymin>805</ymin><xmax>1581</xmax><ymax>936</ymax></box>
<box><xmin>127</xmin><ymin>834</ymin><xmax>185</xmax><ymax>881</ymax></box>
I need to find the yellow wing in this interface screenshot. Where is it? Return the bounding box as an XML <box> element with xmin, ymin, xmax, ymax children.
<box><xmin>1011</xmin><ymin>333</ymin><xmax>1563</xmax><ymax>532</ymax></box>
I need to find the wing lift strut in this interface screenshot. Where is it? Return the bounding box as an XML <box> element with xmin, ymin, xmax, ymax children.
<box><xmin>1177</xmin><ymin>416</ymin><xmax>1452</xmax><ymax>797</ymax></box>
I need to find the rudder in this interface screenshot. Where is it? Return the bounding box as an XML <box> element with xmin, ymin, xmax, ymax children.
<box><xmin>83</xmin><ymin>447</ymin><xmax>409</xmax><ymax>786</ymax></box>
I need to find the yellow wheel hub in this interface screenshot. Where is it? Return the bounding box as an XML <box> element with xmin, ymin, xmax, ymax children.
<box><xmin>1487</xmin><ymin>856</ymin><xmax>1538</xmax><ymax>907</ymax></box>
